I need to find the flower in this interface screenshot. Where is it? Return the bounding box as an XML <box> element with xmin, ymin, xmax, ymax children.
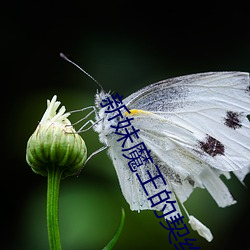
<box><xmin>26</xmin><ymin>95</ymin><xmax>87</xmax><ymax>178</ymax></box>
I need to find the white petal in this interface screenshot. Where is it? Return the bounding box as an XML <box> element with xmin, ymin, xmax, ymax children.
<box><xmin>40</xmin><ymin>95</ymin><xmax>71</xmax><ymax>125</ymax></box>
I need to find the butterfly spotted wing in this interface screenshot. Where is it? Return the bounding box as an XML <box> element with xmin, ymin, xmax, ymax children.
<box><xmin>122</xmin><ymin>72</ymin><xmax>250</xmax><ymax>204</ymax></box>
<box><xmin>94</xmin><ymin>72</ymin><xmax>250</xmax><ymax>240</ymax></box>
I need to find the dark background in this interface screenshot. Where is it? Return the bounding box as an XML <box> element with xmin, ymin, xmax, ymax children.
<box><xmin>2</xmin><ymin>1</ymin><xmax>250</xmax><ymax>249</ymax></box>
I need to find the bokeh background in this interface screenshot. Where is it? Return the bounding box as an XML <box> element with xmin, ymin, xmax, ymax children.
<box><xmin>2</xmin><ymin>2</ymin><xmax>250</xmax><ymax>250</ymax></box>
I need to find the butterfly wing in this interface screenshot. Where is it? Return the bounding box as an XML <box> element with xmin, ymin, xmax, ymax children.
<box><xmin>124</xmin><ymin>72</ymin><xmax>250</xmax><ymax>171</ymax></box>
<box><xmin>107</xmin><ymin>135</ymin><xmax>182</xmax><ymax>216</ymax></box>
<box><xmin>121</xmin><ymin>72</ymin><xmax>250</xmax><ymax>207</ymax></box>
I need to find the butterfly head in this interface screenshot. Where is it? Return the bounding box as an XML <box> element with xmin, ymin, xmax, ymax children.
<box><xmin>93</xmin><ymin>90</ymin><xmax>119</xmax><ymax>146</ymax></box>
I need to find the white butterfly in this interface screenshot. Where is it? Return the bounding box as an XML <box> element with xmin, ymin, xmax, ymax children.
<box><xmin>90</xmin><ymin>72</ymin><xmax>250</xmax><ymax>241</ymax></box>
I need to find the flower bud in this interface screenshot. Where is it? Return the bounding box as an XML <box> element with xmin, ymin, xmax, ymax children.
<box><xmin>26</xmin><ymin>95</ymin><xmax>87</xmax><ymax>178</ymax></box>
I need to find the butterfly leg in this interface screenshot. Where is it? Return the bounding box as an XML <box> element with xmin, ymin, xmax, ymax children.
<box><xmin>77</xmin><ymin>145</ymin><xmax>108</xmax><ymax>175</ymax></box>
<box><xmin>85</xmin><ymin>145</ymin><xmax>108</xmax><ymax>165</ymax></box>
<box><xmin>69</xmin><ymin>106</ymin><xmax>100</xmax><ymax>132</ymax></box>
<box><xmin>70</xmin><ymin>106</ymin><xmax>96</xmax><ymax>125</ymax></box>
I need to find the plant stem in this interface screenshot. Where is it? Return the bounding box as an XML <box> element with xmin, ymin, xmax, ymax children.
<box><xmin>47</xmin><ymin>165</ymin><xmax>63</xmax><ymax>250</ymax></box>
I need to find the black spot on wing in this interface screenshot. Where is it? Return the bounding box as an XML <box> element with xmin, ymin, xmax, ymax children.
<box><xmin>224</xmin><ymin>111</ymin><xmax>243</xmax><ymax>130</ymax></box>
<box><xmin>199</xmin><ymin>135</ymin><xmax>225</xmax><ymax>157</ymax></box>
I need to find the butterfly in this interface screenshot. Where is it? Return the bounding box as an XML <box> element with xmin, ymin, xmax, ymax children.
<box><xmin>90</xmin><ymin>71</ymin><xmax>250</xmax><ymax>241</ymax></box>
<box><xmin>60</xmin><ymin>55</ymin><xmax>250</xmax><ymax>241</ymax></box>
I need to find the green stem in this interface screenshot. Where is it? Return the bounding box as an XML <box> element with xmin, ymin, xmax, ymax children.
<box><xmin>47</xmin><ymin>165</ymin><xmax>63</xmax><ymax>250</ymax></box>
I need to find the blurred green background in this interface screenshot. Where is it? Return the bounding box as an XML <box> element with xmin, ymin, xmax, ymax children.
<box><xmin>2</xmin><ymin>2</ymin><xmax>250</xmax><ymax>250</ymax></box>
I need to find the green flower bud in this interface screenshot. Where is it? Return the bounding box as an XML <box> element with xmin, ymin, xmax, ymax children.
<box><xmin>26</xmin><ymin>95</ymin><xmax>87</xmax><ymax>178</ymax></box>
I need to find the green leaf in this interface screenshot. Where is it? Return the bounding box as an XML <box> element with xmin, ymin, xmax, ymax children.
<box><xmin>102</xmin><ymin>208</ymin><xmax>125</xmax><ymax>250</ymax></box>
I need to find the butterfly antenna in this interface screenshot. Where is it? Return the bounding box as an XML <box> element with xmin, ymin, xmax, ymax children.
<box><xmin>60</xmin><ymin>53</ymin><xmax>104</xmax><ymax>91</ymax></box>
